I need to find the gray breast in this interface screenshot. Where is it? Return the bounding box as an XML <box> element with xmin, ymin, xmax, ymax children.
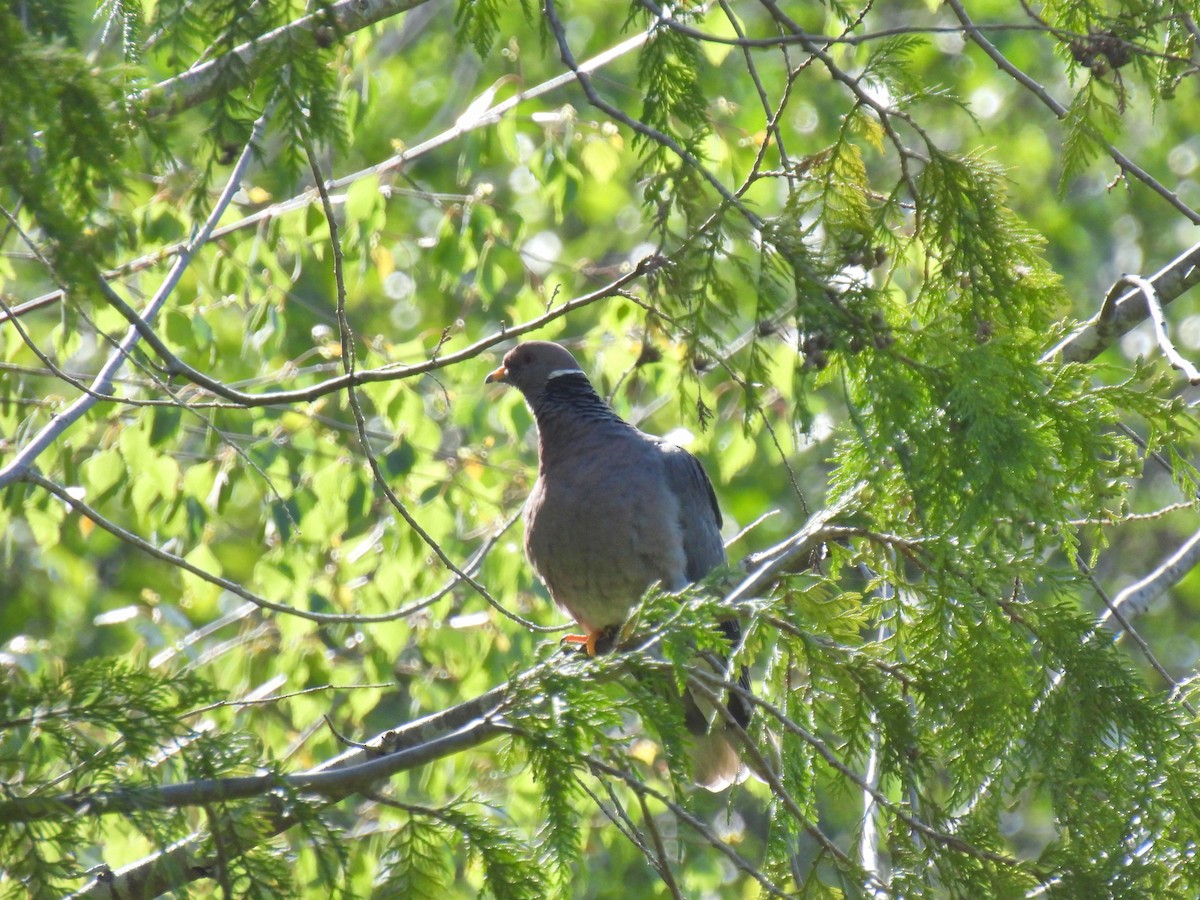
<box><xmin>524</xmin><ymin>446</ymin><xmax>690</xmax><ymax>633</ymax></box>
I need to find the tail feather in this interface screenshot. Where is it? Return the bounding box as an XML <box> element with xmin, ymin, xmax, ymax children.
<box><xmin>690</xmin><ymin>729</ymin><xmax>748</xmax><ymax>791</ymax></box>
<box><xmin>639</xmin><ymin>617</ymin><xmax>762</xmax><ymax>791</ymax></box>
<box><xmin>682</xmin><ymin>623</ymin><xmax>757</xmax><ymax>791</ymax></box>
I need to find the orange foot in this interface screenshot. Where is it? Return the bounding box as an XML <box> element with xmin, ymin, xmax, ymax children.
<box><xmin>561</xmin><ymin>626</ymin><xmax>619</xmax><ymax>656</ymax></box>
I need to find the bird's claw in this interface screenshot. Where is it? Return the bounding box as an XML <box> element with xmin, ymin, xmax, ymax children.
<box><xmin>560</xmin><ymin>626</ymin><xmax>619</xmax><ymax>656</ymax></box>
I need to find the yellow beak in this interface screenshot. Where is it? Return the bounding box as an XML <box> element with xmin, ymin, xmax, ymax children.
<box><xmin>484</xmin><ymin>364</ymin><xmax>509</xmax><ymax>385</ymax></box>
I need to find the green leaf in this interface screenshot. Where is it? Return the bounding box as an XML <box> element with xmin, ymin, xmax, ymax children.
<box><xmin>346</xmin><ymin>174</ymin><xmax>382</xmax><ymax>224</ymax></box>
<box><xmin>81</xmin><ymin>449</ymin><xmax>125</xmax><ymax>498</ymax></box>
<box><xmin>26</xmin><ymin>504</ymin><xmax>63</xmax><ymax>550</ymax></box>
<box><xmin>182</xmin><ymin>542</ymin><xmax>223</xmax><ymax>605</ymax></box>
<box><xmin>149</xmin><ymin>406</ymin><xmax>183</xmax><ymax>446</ymax></box>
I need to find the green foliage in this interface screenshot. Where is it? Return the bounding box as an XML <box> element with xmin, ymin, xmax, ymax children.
<box><xmin>633</xmin><ymin>9</ymin><xmax>712</xmax><ymax>166</ymax></box>
<box><xmin>0</xmin><ymin>659</ymin><xmax>216</xmax><ymax>778</ymax></box>
<box><xmin>0</xmin><ymin>661</ymin><xmax>215</xmax><ymax>893</ymax></box>
<box><xmin>376</xmin><ymin>811</ymin><xmax>454</xmax><ymax>898</ymax></box>
<box><xmin>3</xmin><ymin>0</ymin><xmax>1200</xmax><ymax>896</ymax></box>
<box><xmin>373</xmin><ymin>799</ymin><xmax>547</xmax><ymax>899</ymax></box>
<box><xmin>0</xmin><ymin>6</ymin><xmax>134</xmax><ymax>281</ymax></box>
<box><xmin>456</xmin><ymin>0</ymin><xmax>506</xmax><ymax>57</ymax></box>
<box><xmin>1060</xmin><ymin>78</ymin><xmax>1123</xmax><ymax>193</ymax></box>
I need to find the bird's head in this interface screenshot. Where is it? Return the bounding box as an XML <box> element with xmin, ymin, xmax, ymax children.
<box><xmin>484</xmin><ymin>341</ymin><xmax>585</xmax><ymax>397</ymax></box>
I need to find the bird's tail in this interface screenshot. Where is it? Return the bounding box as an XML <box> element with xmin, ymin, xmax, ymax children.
<box><xmin>682</xmin><ymin>619</ymin><xmax>765</xmax><ymax>791</ymax></box>
<box><xmin>690</xmin><ymin>727</ymin><xmax>747</xmax><ymax>791</ymax></box>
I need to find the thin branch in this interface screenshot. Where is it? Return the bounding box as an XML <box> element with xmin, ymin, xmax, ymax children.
<box><xmin>1100</xmin><ymin>526</ymin><xmax>1200</xmax><ymax>632</ymax></box>
<box><xmin>21</xmin><ymin>471</ymin><xmax>457</xmax><ymax>625</ymax></box>
<box><xmin>574</xmin><ymin>778</ymin><xmax>660</xmax><ymax>882</ymax></box>
<box><xmin>578</xmin><ymin>754</ymin><xmax>794</xmax><ymax>899</ymax></box>
<box><xmin>64</xmin><ymin>673</ymin><xmax>526</xmax><ymax>898</ymax></box>
<box><xmin>1132</xmin><ymin>273</ymin><xmax>1200</xmax><ymax>383</ymax></box>
<box><xmin>1069</xmin><ymin>501</ymin><xmax>1196</xmax><ymax>527</ymax></box>
<box><xmin>1075</xmin><ymin>556</ymin><xmax>1194</xmax><ymax>716</ymax></box>
<box><xmin>183</xmin><ymin>682</ymin><xmax>395</xmax><ymax>718</ymax></box>
<box><xmin>304</xmin><ymin>138</ymin><xmax>559</xmax><ymax>633</ymax></box>
<box><xmin>0</xmin><ymin>208</ymin><xmax>106</xmax><ymax>399</ymax></box>
<box><xmin>756</xmin><ymin>0</ymin><xmax>930</xmax><ymax>198</ymax></box>
<box><xmin>729</xmin><ymin>489</ymin><xmax>862</xmax><ymax>604</ymax></box>
<box><xmin>1046</xmin><ymin>241</ymin><xmax>1200</xmax><ymax>364</ymax></box>
<box><xmin>689</xmin><ymin>666</ymin><xmax>1038</xmax><ymax>875</ymax></box>
<box><xmin>644</xmin><ymin>17</ymin><xmax>1190</xmax><ymax>62</ymax></box>
<box><xmin>944</xmin><ymin>0</ymin><xmax>1200</xmax><ymax>224</ymax></box>
<box><xmin>714</xmin><ymin>0</ymin><xmax>792</xmax><ymax>174</ymax></box>
<box><xmin>8</xmin><ymin>255</ymin><xmax>664</xmax><ymax>426</ymax></box>
<box><xmin>633</xmin><ymin>790</ymin><xmax>685</xmax><ymax>900</ymax></box>
<box><xmin>0</xmin><ymin>105</ymin><xmax>271</xmax><ymax>490</ymax></box>
<box><xmin>544</xmin><ymin>0</ymin><xmax>762</xmax><ymax>229</ymax></box>
<box><xmin>861</xmin><ymin>682</ymin><xmax>884</xmax><ymax>885</ymax></box>
<box><xmin>141</xmin><ymin>0</ymin><xmax>432</xmax><ymax>117</ymax></box>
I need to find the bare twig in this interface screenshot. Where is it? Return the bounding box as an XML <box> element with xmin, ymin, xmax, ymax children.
<box><xmin>945</xmin><ymin>0</ymin><xmax>1200</xmax><ymax>224</ymax></box>
<box><xmin>544</xmin><ymin>0</ymin><xmax>762</xmax><ymax>228</ymax></box>
<box><xmin>581</xmin><ymin>778</ymin><xmax>653</xmax><ymax>866</ymax></box>
<box><xmin>1046</xmin><ymin>241</ymin><xmax>1200</xmax><ymax>364</ymax></box>
<box><xmin>7</xmin><ymin>257</ymin><xmax>660</xmax><ymax>424</ymax></box>
<box><xmin>1069</xmin><ymin>501</ymin><xmax>1196</xmax><ymax>527</ymax></box>
<box><xmin>1126</xmin><ymin>273</ymin><xmax>1200</xmax><ymax>383</ymax></box>
<box><xmin>0</xmin><ymin>106</ymin><xmax>271</xmax><ymax>490</ymax></box>
<box><xmin>1076</xmin><ymin>558</ymin><xmax>1194</xmax><ymax>715</ymax></box>
<box><xmin>142</xmin><ymin>0</ymin><xmax>431</xmax><ymax>117</ymax></box>
<box><xmin>1100</xmin><ymin>526</ymin><xmax>1200</xmax><ymax>633</ymax></box>
<box><xmin>633</xmin><ymin>790</ymin><xmax>684</xmax><ymax>900</ymax></box>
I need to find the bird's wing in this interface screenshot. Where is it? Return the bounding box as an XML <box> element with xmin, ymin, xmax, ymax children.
<box><xmin>658</xmin><ymin>441</ymin><xmax>725</xmax><ymax>583</ymax></box>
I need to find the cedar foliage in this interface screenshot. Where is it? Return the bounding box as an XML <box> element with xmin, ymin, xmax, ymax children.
<box><xmin>2</xmin><ymin>0</ymin><xmax>1200</xmax><ymax>896</ymax></box>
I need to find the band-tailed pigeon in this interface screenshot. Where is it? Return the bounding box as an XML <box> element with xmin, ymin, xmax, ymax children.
<box><xmin>486</xmin><ymin>340</ymin><xmax>752</xmax><ymax>790</ymax></box>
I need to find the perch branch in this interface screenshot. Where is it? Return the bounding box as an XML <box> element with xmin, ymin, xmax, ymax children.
<box><xmin>1044</xmin><ymin>241</ymin><xmax>1200</xmax><ymax>365</ymax></box>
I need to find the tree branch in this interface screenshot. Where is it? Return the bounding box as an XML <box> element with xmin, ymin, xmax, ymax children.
<box><xmin>945</xmin><ymin>0</ymin><xmax>1200</xmax><ymax>224</ymax></box>
<box><xmin>1134</xmin><ymin>273</ymin><xmax>1200</xmax><ymax>383</ymax></box>
<box><xmin>45</xmin><ymin>498</ymin><xmax>856</xmax><ymax>897</ymax></box>
<box><xmin>0</xmin><ymin>106</ymin><xmax>270</xmax><ymax>491</ymax></box>
<box><xmin>64</xmin><ymin>677</ymin><xmax>521</xmax><ymax>898</ymax></box>
<box><xmin>1101</xmin><ymin>525</ymin><xmax>1200</xmax><ymax>630</ymax></box>
<box><xmin>142</xmin><ymin>0</ymin><xmax>431</xmax><ymax>117</ymax></box>
<box><xmin>1044</xmin><ymin>240</ymin><xmax>1200</xmax><ymax>365</ymax></box>
<box><xmin>20</xmin><ymin>255</ymin><xmax>663</xmax><ymax>421</ymax></box>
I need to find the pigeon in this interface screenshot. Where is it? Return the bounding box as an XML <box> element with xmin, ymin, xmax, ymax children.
<box><xmin>486</xmin><ymin>340</ymin><xmax>752</xmax><ymax>790</ymax></box>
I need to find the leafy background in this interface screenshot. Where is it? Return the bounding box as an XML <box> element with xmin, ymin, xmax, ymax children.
<box><xmin>2</xmin><ymin>0</ymin><xmax>1200</xmax><ymax>896</ymax></box>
